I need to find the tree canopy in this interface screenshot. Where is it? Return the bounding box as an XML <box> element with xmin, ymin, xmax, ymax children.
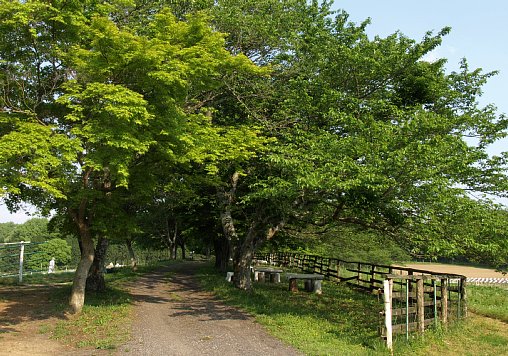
<box><xmin>1</xmin><ymin>0</ymin><xmax>507</xmax><ymax>306</ymax></box>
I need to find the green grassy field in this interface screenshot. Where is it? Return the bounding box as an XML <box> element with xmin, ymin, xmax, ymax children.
<box><xmin>468</xmin><ymin>285</ymin><xmax>508</xmax><ymax>322</ymax></box>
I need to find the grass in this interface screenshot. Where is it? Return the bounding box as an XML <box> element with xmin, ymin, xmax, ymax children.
<box><xmin>468</xmin><ymin>285</ymin><xmax>508</xmax><ymax>322</ymax></box>
<box><xmin>196</xmin><ymin>265</ymin><xmax>508</xmax><ymax>356</ymax></box>
<box><xmin>405</xmin><ymin>314</ymin><xmax>508</xmax><ymax>356</ymax></box>
<box><xmin>50</xmin><ymin>285</ymin><xmax>132</xmax><ymax>349</ymax></box>
<box><xmin>0</xmin><ymin>270</ymin><xmax>76</xmax><ymax>285</ymax></box>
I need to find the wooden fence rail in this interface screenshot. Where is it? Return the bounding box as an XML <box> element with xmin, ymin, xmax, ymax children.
<box><xmin>255</xmin><ymin>252</ymin><xmax>467</xmax><ymax>350</ymax></box>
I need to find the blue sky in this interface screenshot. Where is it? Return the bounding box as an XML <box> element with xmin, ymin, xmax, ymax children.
<box><xmin>334</xmin><ymin>0</ymin><xmax>508</xmax><ymax>207</ymax></box>
<box><xmin>1</xmin><ymin>1</ymin><xmax>507</xmax><ymax>223</ymax></box>
<box><xmin>335</xmin><ymin>0</ymin><xmax>508</xmax><ymax>154</ymax></box>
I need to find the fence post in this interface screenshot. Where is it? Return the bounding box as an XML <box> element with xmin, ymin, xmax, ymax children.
<box><xmin>370</xmin><ymin>264</ymin><xmax>376</xmax><ymax>290</ymax></box>
<box><xmin>383</xmin><ymin>278</ymin><xmax>393</xmax><ymax>352</ymax></box>
<box><xmin>433</xmin><ymin>279</ymin><xmax>438</xmax><ymax>328</ymax></box>
<box><xmin>406</xmin><ymin>279</ymin><xmax>410</xmax><ymax>340</ymax></box>
<box><xmin>461</xmin><ymin>277</ymin><xmax>467</xmax><ymax>318</ymax></box>
<box><xmin>440</xmin><ymin>278</ymin><xmax>448</xmax><ymax>327</ymax></box>
<box><xmin>417</xmin><ymin>277</ymin><xmax>425</xmax><ymax>334</ymax></box>
<box><xmin>18</xmin><ymin>241</ymin><xmax>25</xmax><ymax>283</ymax></box>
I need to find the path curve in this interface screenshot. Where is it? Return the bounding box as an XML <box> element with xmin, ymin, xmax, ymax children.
<box><xmin>119</xmin><ymin>261</ymin><xmax>302</xmax><ymax>356</ymax></box>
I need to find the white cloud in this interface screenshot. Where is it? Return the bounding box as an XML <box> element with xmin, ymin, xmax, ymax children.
<box><xmin>0</xmin><ymin>203</ymin><xmax>37</xmax><ymax>224</ymax></box>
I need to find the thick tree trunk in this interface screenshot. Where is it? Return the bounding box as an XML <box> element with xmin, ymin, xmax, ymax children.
<box><xmin>233</xmin><ymin>218</ymin><xmax>285</xmax><ymax>290</ymax></box>
<box><xmin>166</xmin><ymin>218</ymin><xmax>177</xmax><ymax>259</ymax></box>
<box><xmin>179</xmin><ymin>239</ymin><xmax>186</xmax><ymax>259</ymax></box>
<box><xmin>172</xmin><ymin>241</ymin><xmax>177</xmax><ymax>259</ymax></box>
<box><xmin>233</xmin><ymin>226</ymin><xmax>257</xmax><ymax>290</ymax></box>
<box><xmin>86</xmin><ymin>236</ymin><xmax>108</xmax><ymax>292</ymax></box>
<box><xmin>69</xmin><ymin>221</ymin><xmax>95</xmax><ymax>314</ymax></box>
<box><xmin>126</xmin><ymin>238</ymin><xmax>137</xmax><ymax>270</ymax></box>
<box><xmin>216</xmin><ymin>172</ymin><xmax>240</xmax><ymax>272</ymax></box>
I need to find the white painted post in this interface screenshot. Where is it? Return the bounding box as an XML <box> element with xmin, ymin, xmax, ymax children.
<box><xmin>383</xmin><ymin>279</ymin><xmax>393</xmax><ymax>352</ymax></box>
<box><xmin>18</xmin><ymin>241</ymin><xmax>25</xmax><ymax>283</ymax></box>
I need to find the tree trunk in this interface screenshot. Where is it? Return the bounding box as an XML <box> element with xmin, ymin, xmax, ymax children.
<box><xmin>233</xmin><ymin>218</ymin><xmax>284</xmax><ymax>290</ymax></box>
<box><xmin>172</xmin><ymin>240</ymin><xmax>178</xmax><ymax>259</ymax></box>
<box><xmin>214</xmin><ymin>236</ymin><xmax>230</xmax><ymax>272</ymax></box>
<box><xmin>179</xmin><ymin>238</ymin><xmax>186</xmax><ymax>259</ymax></box>
<box><xmin>86</xmin><ymin>236</ymin><xmax>108</xmax><ymax>292</ymax></box>
<box><xmin>233</xmin><ymin>226</ymin><xmax>256</xmax><ymax>290</ymax></box>
<box><xmin>166</xmin><ymin>218</ymin><xmax>177</xmax><ymax>259</ymax></box>
<box><xmin>69</xmin><ymin>219</ymin><xmax>95</xmax><ymax>314</ymax></box>
<box><xmin>126</xmin><ymin>238</ymin><xmax>137</xmax><ymax>270</ymax></box>
<box><xmin>216</xmin><ymin>172</ymin><xmax>240</xmax><ymax>272</ymax></box>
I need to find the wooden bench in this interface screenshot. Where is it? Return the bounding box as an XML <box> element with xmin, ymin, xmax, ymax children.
<box><xmin>286</xmin><ymin>273</ymin><xmax>324</xmax><ymax>294</ymax></box>
<box><xmin>254</xmin><ymin>267</ymin><xmax>283</xmax><ymax>283</ymax></box>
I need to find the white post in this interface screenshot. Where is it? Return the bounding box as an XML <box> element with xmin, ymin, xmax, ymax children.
<box><xmin>18</xmin><ymin>241</ymin><xmax>25</xmax><ymax>283</ymax></box>
<box><xmin>383</xmin><ymin>279</ymin><xmax>393</xmax><ymax>352</ymax></box>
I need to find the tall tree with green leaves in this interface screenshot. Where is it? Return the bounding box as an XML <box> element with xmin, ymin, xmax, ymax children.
<box><xmin>0</xmin><ymin>0</ymin><xmax>263</xmax><ymax>312</ymax></box>
<box><xmin>261</xmin><ymin>8</ymin><xmax>508</xmax><ymax>267</ymax></box>
<box><xmin>196</xmin><ymin>0</ymin><xmax>508</xmax><ymax>287</ymax></box>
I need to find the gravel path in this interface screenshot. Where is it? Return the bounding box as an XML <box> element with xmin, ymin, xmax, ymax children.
<box><xmin>118</xmin><ymin>262</ymin><xmax>302</xmax><ymax>356</ymax></box>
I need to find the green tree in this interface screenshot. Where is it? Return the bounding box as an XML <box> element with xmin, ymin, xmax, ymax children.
<box><xmin>200</xmin><ymin>1</ymin><xmax>508</xmax><ymax>288</ymax></box>
<box><xmin>0</xmin><ymin>1</ymin><xmax>263</xmax><ymax>312</ymax></box>
<box><xmin>0</xmin><ymin>222</ymin><xmax>17</xmax><ymax>243</ymax></box>
<box><xmin>11</xmin><ymin>218</ymin><xmax>55</xmax><ymax>242</ymax></box>
<box><xmin>25</xmin><ymin>238</ymin><xmax>72</xmax><ymax>272</ymax></box>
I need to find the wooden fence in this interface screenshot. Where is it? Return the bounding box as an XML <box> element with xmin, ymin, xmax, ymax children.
<box><xmin>255</xmin><ymin>252</ymin><xmax>467</xmax><ymax>348</ymax></box>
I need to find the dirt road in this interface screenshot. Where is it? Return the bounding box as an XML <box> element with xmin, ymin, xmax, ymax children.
<box><xmin>400</xmin><ymin>263</ymin><xmax>507</xmax><ymax>278</ymax></box>
<box><xmin>119</xmin><ymin>262</ymin><xmax>301</xmax><ymax>355</ymax></box>
<box><xmin>0</xmin><ymin>262</ymin><xmax>301</xmax><ymax>355</ymax></box>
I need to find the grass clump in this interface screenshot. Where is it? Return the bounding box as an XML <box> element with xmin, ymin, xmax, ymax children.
<box><xmin>52</xmin><ymin>286</ymin><xmax>132</xmax><ymax>350</ymax></box>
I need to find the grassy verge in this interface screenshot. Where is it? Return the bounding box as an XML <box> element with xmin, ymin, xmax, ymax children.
<box><xmin>0</xmin><ymin>270</ymin><xmax>77</xmax><ymax>285</ymax></box>
<box><xmin>46</xmin><ymin>284</ymin><xmax>132</xmax><ymax>350</ymax></box>
<box><xmin>468</xmin><ymin>285</ymin><xmax>508</xmax><ymax>322</ymax></box>
<box><xmin>197</xmin><ymin>265</ymin><xmax>386</xmax><ymax>355</ymax></box>
<box><xmin>196</xmin><ymin>265</ymin><xmax>508</xmax><ymax>356</ymax></box>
